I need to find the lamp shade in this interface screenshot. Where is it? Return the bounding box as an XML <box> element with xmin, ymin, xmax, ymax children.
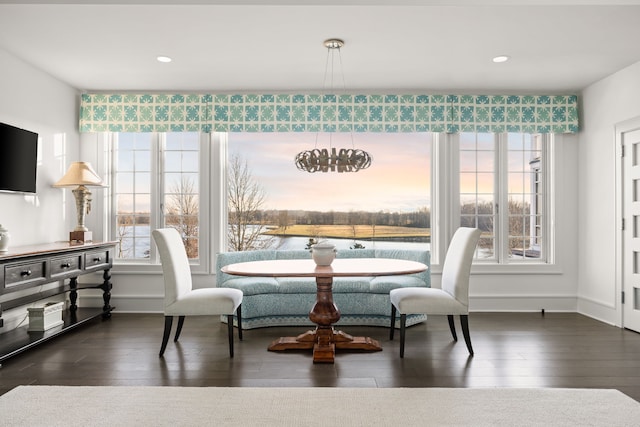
<box><xmin>53</xmin><ymin>162</ymin><xmax>105</xmax><ymax>187</ymax></box>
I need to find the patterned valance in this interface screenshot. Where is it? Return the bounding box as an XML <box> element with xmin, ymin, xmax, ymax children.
<box><xmin>79</xmin><ymin>93</ymin><xmax>579</xmax><ymax>134</ymax></box>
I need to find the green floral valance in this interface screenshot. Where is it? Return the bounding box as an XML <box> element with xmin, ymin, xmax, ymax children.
<box><xmin>79</xmin><ymin>93</ymin><xmax>579</xmax><ymax>134</ymax></box>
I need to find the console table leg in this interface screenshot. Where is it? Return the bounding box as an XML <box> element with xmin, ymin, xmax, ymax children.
<box><xmin>101</xmin><ymin>268</ymin><xmax>112</xmax><ymax>319</ymax></box>
<box><xmin>69</xmin><ymin>277</ymin><xmax>78</xmax><ymax>311</ymax></box>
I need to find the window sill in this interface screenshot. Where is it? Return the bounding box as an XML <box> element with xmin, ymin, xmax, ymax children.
<box><xmin>429</xmin><ymin>263</ymin><xmax>562</xmax><ymax>276</ymax></box>
<box><xmin>111</xmin><ymin>262</ymin><xmax>209</xmax><ymax>275</ymax></box>
<box><xmin>114</xmin><ymin>261</ymin><xmax>562</xmax><ymax>276</ymax></box>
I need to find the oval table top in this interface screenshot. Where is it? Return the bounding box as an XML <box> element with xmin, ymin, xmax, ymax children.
<box><xmin>221</xmin><ymin>257</ymin><xmax>427</xmax><ymax>278</ymax></box>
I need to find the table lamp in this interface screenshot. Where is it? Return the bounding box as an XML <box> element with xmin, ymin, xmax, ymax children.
<box><xmin>53</xmin><ymin>161</ymin><xmax>106</xmax><ymax>243</ymax></box>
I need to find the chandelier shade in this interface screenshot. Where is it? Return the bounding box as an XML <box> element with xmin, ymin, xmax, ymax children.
<box><xmin>295</xmin><ymin>147</ymin><xmax>372</xmax><ymax>173</ymax></box>
<box><xmin>295</xmin><ymin>38</ymin><xmax>372</xmax><ymax>173</ymax></box>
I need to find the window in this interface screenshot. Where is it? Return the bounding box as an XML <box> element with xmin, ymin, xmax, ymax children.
<box><xmin>110</xmin><ymin>132</ymin><xmax>206</xmax><ymax>265</ymax></box>
<box><xmin>458</xmin><ymin>132</ymin><xmax>550</xmax><ymax>263</ymax></box>
<box><xmin>460</xmin><ymin>132</ymin><xmax>496</xmax><ymax>258</ymax></box>
<box><xmin>102</xmin><ymin>130</ymin><xmax>553</xmax><ymax>270</ymax></box>
<box><xmin>226</xmin><ymin>132</ymin><xmax>432</xmax><ymax>254</ymax></box>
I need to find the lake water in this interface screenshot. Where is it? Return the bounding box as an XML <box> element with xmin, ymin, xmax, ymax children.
<box><xmin>265</xmin><ymin>235</ymin><xmax>429</xmax><ymax>252</ymax></box>
<box><xmin>120</xmin><ymin>225</ymin><xmax>429</xmax><ymax>258</ymax></box>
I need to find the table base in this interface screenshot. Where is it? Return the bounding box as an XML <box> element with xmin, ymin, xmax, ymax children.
<box><xmin>268</xmin><ymin>326</ymin><xmax>382</xmax><ymax>363</ymax></box>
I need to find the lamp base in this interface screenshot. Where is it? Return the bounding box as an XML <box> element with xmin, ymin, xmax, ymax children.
<box><xmin>70</xmin><ymin>231</ymin><xmax>92</xmax><ymax>243</ymax></box>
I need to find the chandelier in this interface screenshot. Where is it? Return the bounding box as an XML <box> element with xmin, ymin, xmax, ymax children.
<box><xmin>295</xmin><ymin>39</ymin><xmax>372</xmax><ymax>173</ymax></box>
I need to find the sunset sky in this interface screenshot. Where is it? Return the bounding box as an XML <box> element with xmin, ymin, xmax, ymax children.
<box><xmin>228</xmin><ymin>133</ymin><xmax>431</xmax><ymax>212</ymax></box>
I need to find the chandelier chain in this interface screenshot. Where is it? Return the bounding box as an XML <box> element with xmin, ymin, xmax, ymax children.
<box><xmin>295</xmin><ymin>38</ymin><xmax>372</xmax><ymax>173</ymax></box>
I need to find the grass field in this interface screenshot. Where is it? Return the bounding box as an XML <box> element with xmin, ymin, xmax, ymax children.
<box><xmin>262</xmin><ymin>224</ymin><xmax>430</xmax><ymax>239</ymax></box>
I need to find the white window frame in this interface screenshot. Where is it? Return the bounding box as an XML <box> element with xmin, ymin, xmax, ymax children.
<box><xmin>97</xmin><ymin>130</ymin><xmax>557</xmax><ymax>275</ymax></box>
<box><xmin>106</xmin><ymin>132</ymin><xmax>211</xmax><ymax>274</ymax></box>
<box><xmin>221</xmin><ymin>131</ymin><xmax>434</xmax><ymax>255</ymax></box>
<box><xmin>436</xmin><ymin>132</ymin><xmax>557</xmax><ymax>274</ymax></box>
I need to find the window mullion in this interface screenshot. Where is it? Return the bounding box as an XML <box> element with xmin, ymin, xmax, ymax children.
<box><xmin>542</xmin><ymin>134</ymin><xmax>553</xmax><ymax>263</ymax></box>
<box><xmin>212</xmin><ymin>132</ymin><xmax>227</xmax><ymax>259</ymax></box>
<box><xmin>497</xmin><ymin>133</ymin><xmax>509</xmax><ymax>263</ymax></box>
<box><xmin>440</xmin><ymin>132</ymin><xmax>459</xmax><ymax>265</ymax></box>
<box><xmin>195</xmin><ymin>132</ymin><xmax>211</xmax><ymax>273</ymax></box>
<box><xmin>108</xmin><ymin>132</ymin><xmax>118</xmax><ymax>244</ymax></box>
<box><xmin>150</xmin><ymin>132</ymin><xmax>163</xmax><ymax>263</ymax></box>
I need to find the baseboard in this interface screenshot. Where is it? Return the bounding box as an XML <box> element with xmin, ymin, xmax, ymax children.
<box><xmin>469</xmin><ymin>294</ymin><xmax>577</xmax><ymax>312</ymax></box>
<box><xmin>86</xmin><ymin>294</ymin><xmax>581</xmax><ymax>314</ymax></box>
<box><xmin>577</xmin><ymin>296</ymin><xmax>620</xmax><ymax>326</ymax></box>
<box><xmin>80</xmin><ymin>295</ymin><xmax>164</xmax><ymax>313</ymax></box>
<box><xmin>85</xmin><ymin>294</ymin><xmax>619</xmax><ymax>328</ymax></box>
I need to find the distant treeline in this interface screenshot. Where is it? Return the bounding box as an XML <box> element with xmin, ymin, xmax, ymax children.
<box><xmin>118</xmin><ymin>208</ymin><xmax>432</xmax><ymax>228</ymax></box>
<box><xmin>117</xmin><ymin>214</ymin><xmax>150</xmax><ymax>225</ymax></box>
<box><xmin>253</xmin><ymin>208</ymin><xmax>431</xmax><ymax>229</ymax></box>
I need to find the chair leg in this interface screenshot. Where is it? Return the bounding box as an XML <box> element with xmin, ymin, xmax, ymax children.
<box><xmin>174</xmin><ymin>315</ymin><xmax>185</xmax><ymax>342</ymax></box>
<box><xmin>460</xmin><ymin>315</ymin><xmax>474</xmax><ymax>356</ymax></box>
<box><xmin>227</xmin><ymin>314</ymin><xmax>235</xmax><ymax>358</ymax></box>
<box><xmin>447</xmin><ymin>314</ymin><xmax>458</xmax><ymax>342</ymax></box>
<box><xmin>399</xmin><ymin>313</ymin><xmax>407</xmax><ymax>358</ymax></box>
<box><xmin>236</xmin><ymin>305</ymin><xmax>243</xmax><ymax>341</ymax></box>
<box><xmin>159</xmin><ymin>316</ymin><xmax>173</xmax><ymax>357</ymax></box>
<box><xmin>389</xmin><ymin>304</ymin><xmax>396</xmax><ymax>340</ymax></box>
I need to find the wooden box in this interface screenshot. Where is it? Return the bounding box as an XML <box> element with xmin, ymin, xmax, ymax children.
<box><xmin>27</xmin><ymin>301</ymin><xmax>64</xmax><ymax>331</ymax></box>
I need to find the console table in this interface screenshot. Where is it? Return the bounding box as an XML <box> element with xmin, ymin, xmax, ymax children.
<box><xmin>0</xmin><ymin>241</ymin><xmax>116</xmax><ymax>363</ymax></box>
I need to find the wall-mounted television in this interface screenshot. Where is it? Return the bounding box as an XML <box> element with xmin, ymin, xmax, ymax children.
<box><xmin>0</xmin><ymin>122</ymin><xmax>39</xmax><ymax>194</ymax></box>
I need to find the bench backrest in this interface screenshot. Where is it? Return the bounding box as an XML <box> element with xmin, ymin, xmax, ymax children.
<box><xmin>216</xmin><ymin>248</ymin><xmax>430</xmax><ymax>287</ymax></box>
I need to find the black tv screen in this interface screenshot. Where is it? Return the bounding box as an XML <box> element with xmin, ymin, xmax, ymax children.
<box><xmin>0</xmin><ymin>122</ymin><xmax>39</xmax><ymax>194</ymax></box>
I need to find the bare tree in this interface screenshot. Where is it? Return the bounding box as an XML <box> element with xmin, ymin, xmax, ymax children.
<box><xmin>370</xmin><ymin>211</ymin><xmax>378</xmax><ymax>242</ymax></box>
<box><xmin>349</xmin><ymin>224</ymin><xmax>365</xmax><ymax>249</ymax></box>
<box><xmin>165</xmin><ymin>177</ymin><xmax>199</xmax><ymax>258</ymax></box>
<box><xmin>508</xmin><ymin>198</ymin><xmax>532</xmax><ymax>252</ymax></box>
<box><xmin>116</xmin><ymin>222</ymin><xmax>131</xmax><ymax>258</ymax></box>
<box><xmin>310</xmin><ymin>224</ymin><xmax>322</xmax><ymax>240</ymax></box>
<box><xmin>460</xmin><ymin>201</ymin><xmax>494</xmax><ymax>250</ymax></box>
<box><xmin>278</xmin><ymin>210</ymin><xmax>290</xmax><ymax>234</ymax></box>
<box><xmin>460</xmin><ymin>199</ymin><xmax>533</xmax><ymax>252</ymax></box>
<box><xmin>227</xmin><ymin>154</ymin><xmax>274</xmax><ymax>251</ymax></box>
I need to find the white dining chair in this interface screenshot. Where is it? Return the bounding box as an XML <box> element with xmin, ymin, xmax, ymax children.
<box><xmin>389</xmin><ymin>227</ymin><xmax>481</xmax><ymax>357</ymax></box>
<box><xmin>152</xmin><ymin>228</ymin><xmax>243</xmax><ymax>357</ymax></box>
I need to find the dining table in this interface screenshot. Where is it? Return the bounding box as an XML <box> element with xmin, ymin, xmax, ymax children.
<box><xmin>221</xmin><ymin>257</ymin><xmax>428</xmax><ymax>363</ymax></box>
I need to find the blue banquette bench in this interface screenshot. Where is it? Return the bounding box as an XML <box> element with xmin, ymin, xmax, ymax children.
<box><xmin>215</xmin><ymin>248</ymin><xmax>430</xmax><ymax>329</ymax></box>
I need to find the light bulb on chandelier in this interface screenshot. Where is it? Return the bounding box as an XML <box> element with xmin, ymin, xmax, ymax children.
<box><xmin>295</xmin><ymin>39</ymin><xmax>372</xmax><ymax>173</ymax></box>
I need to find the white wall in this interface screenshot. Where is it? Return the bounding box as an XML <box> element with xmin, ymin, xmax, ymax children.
<box><xmin>0</xmin><ymin>48</ymin><xmax>80</xmax><ymax>245</ymax></box>
<box><xmin>0</xmin><ymin>48</ymin><xmax>80</xmax><ymax>331</ymax></box>
<box><xmin>578</xmin><ymin>60</ymin><xmax>640</xmax><ymax>326</ymax></box>
<box><xmin>0</xmin><ymin>44</ymin><xmax>585</xmax><ymax>318</ymax></box>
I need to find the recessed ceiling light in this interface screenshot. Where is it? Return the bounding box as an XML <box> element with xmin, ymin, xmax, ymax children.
<box><xmin>157</xmin><ymin>56</ymin><xmax>172</xmax><ymax>63</ymax></box>
<box><xmin>492</xmin><ymin>55</ymin><xmax>510</xmax><ymax>63</ymax></box>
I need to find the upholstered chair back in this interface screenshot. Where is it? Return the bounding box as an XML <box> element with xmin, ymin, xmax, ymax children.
<box><xmin>440</xmin><ymin>227</ymin><xmax>481</xmax><ymax>308</ymax></box>
<box><xmin>152</xmin><ymin>228</ymin><xmax>193</xmax><ymax>309</ymax></box>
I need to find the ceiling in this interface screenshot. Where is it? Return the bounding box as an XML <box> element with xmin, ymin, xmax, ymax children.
<box><xmin>1</xmin><ymin>1</ymin><xmax>640</xmax><ymax>93</ymax></box>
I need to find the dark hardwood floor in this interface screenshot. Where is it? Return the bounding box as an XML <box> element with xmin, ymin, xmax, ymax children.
<box><xmin>1</xmin><ymin>312</ymin><xmax>639</xmax><ymax>401</ymax></box>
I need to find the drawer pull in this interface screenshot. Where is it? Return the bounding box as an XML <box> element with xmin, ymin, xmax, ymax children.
<box><xmin>61</xmin><ymin>262</ymin><xmax>71</xmax><ymax>268</ymax></box>
<box><xmin>20</xmin><ymin>270</ymin><xmax>32</xmax><ymax>277</ymax></box>
<box><xmin>93</xmin><ymin>257</ymin><xmax>102</xmax><ymax>262</ymax></box>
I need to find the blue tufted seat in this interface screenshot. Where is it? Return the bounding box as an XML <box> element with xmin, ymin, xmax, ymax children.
<box><xmin>215</xmin><ymin>248</ymin><xmax>430</xmax><ymax>329</ymax></box>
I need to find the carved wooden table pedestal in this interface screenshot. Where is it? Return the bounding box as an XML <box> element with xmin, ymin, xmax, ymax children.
<box><xmin>267</xmin><ymin>276</ymin><xmax>383</xmax><ymax>363</ymax></box>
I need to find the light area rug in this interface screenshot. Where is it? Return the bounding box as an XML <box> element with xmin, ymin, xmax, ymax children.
<box><xmin>1</xmin><ymin>386</ymin><xmax>639</xmax><ymax>426</ymax></box>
